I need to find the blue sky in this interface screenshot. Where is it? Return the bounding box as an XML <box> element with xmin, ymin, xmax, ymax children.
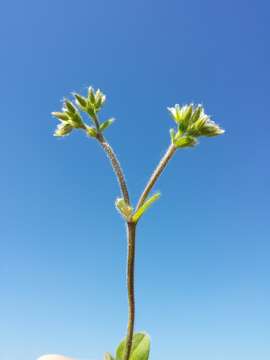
<box><xmin>1</xmin><ymin>0</ymin><xmax>269</xmax><ymax>359</ymax></box>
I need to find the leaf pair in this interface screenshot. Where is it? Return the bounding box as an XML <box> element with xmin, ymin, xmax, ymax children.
<box><xmin>115</xmin><ymin>193</ymin><xmax>161</xmax><ymax>223</ymax></box>
<box><xmin>105</xmin><ymin>332</ymin><xmax>150</xmax><ymax>360</ymax></box>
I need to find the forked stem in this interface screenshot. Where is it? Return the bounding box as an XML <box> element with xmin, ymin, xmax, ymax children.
<box><xmin>97</xmin><ymin>131</ymin><xmax>176</xmax><ymax>360</ymax></box>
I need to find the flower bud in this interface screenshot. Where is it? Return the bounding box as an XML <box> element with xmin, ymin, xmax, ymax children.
<box><xmin>51</xmin><ymin>112</ymin><xmax>70</xmax><ymax>121</ymax></box>
<box><xmin>70</xmin><ymin>112</ymin><xmax>85</xmax><ymax>128</ymax></box>
<box><xmin>73</xmin><ymin>93</ymin><xmax>87</xmax><ymax>109</ymax></box>
<box><xmin>200</xmin><ymin>121</ymin><xmax>225</xmax><ymax>137</ymax></box>
<box><xmin>87</xmin><ymin>105</ymin><xmax>96</xmax><ymax>118</ymax></box>
<box><xmin>64</xmin><ymin>100</ymin><xmax>76</xmax><ymax>114</ymax></box>
<box><xmin>88</xmin><ymin>87</ymin><xmax>96</xmax><ymax>104</ymax></box>
<box><xmin>54</xmin><ymin>123</ymin><xmax>73</xmax><ymax>137</ymax></box>
<box><xmin>190</xmin><ymin>105</ymin><xmax>203</xmax><ymax>124</ymax></box>
<box><xmin>187</xmin><ymin>116</ymin><xmax>208</xmax><ymax>136</ymax></box>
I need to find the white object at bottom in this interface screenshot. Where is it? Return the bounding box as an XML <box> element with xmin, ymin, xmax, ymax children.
<box><xmin>37</xmin><ymin>355</ymin><xmax>75</xmax><ymax>360</ymax></box>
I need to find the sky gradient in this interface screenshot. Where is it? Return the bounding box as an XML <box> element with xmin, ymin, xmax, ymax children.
<box><xmin>1</xmin><ymin>1</ymin><xmax>270</xmax><ymax>359</ymax></box>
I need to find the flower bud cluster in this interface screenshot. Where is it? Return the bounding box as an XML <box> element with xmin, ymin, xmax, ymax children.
<box><xmin>73</xmin><ymin>87</ymin><xmax>106</xmax><ymax>117</ymax></box>
<box><xmin>52</xmin><ymin>100</ymin><xmax>86</xmax><ymax>137</ymax></box>
<box><xmin>168</xmin><ymin>104</ymin><xmax>224</xmax><ymax>148</ymax></box>
<box><xmin>52</xmin><ymin>87</ymin><xmax>114</xmax><ymax>138</ymax></box>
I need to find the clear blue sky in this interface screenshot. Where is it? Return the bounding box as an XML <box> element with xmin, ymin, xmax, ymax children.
<box><xmin>1</xmin><ymin>1</ymin><xmax>269</xmax><ymax>359</ymax></box>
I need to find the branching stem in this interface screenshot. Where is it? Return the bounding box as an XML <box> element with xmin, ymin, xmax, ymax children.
<box><xmin>96</xmin><ymin>127</ymin><xmax>176</xmax><ymax>360</ymax></box>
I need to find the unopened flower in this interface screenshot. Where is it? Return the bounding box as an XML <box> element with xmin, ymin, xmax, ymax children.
<box><xmin>54</xmin><ymin>122</ymin><xmax>73</xmax><ymax>137</ymax></box>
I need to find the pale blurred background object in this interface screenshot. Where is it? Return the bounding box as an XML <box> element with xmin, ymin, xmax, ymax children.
<box><xmin>37</xmin><ymin>355</ymin><xmax>75</xmax><ymax>360</ymax></box>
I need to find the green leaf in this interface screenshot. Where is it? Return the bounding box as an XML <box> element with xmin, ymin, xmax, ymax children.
<box><xmin>100</xmin><ymin>118</ymin><xmax>115</xmax><ymax>132</ymax></box>
<box><xmin>86</xmin><ymin>126</ymin><xmax>97</xmax><ymax>138</ymax></box>
<box><xmin>116</xmin><ymin>332</ymin><xmax>150</xmax><ymax>360</ymax></box>
<box><xmin>104</xmin><ymin>352</ymin><xmax>114</xmax><ymax>360</ymax></box>
<box><xmin>132</xmin><ymin>193</ymin><xmax>160</xmax><ymax>223</ymax></box>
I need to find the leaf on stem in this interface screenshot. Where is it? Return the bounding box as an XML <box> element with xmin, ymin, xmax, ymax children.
<box><xmin>115</xmin><ymin>198</ymin><xmax>133</xmax><ymax>220</ymax></box>
<box><xmin>132</xmin><ymin>193</ymin><xmax>161</xmax><ymax>222</ymax></box>
<box><xmin>116</xmin><ymin>332</ymin><xmax>150</xmax><ymax>360</ymax></box>
<box><xmin>100</xmin><ymin>118</ymin><xmax>115</xmax><ymax>132</ymax></box>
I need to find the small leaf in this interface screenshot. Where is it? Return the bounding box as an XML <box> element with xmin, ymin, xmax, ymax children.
<box><xmin>86</xmin><ymin>126</ymin><xmax>97</xmax><ymax>138</ymax></box>
<box><xmin>132</xmin><ymin>193</ymin><xmax>160</xmax><ymax>223</ymax></box>
<box><xmin>169</xmin><ymin>128</ymin><xmax>175</xmax><ymax>143</ymax></box>
<box><xmin>100</xmin><ymin>118</ymin><xmax>115</xmax><ymax>132</ymax></box>
<box><xmin>116</xmin><ymin>332</ymin><xmax>150</xmax><ymax>360</ymax></box>
<box><xmin>104</xmin><ymin>352</ymin><xmax>114</xmax><ymax>360</ymax></box>
<box><xmin>115</xmin><ymin>198</ymin><xmax>133</xmax><ymax>220</ymax></box>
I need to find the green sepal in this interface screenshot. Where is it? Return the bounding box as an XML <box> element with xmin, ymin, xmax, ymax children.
<box><xmin>116</xmin><ymin>332</ymin><xmax>150</xmax><ymax>360</ymax></box>
<box><xmin>104</xmin><ymin>352</ymin><xmax>114</xmax><ymax>360</ymax></box>
<box><xmin>115</xmin><ymin>198</ymin><xmax>133</xmax><ymax>220</ymax></box>
<box><xmin>174</xmin><ymin>135</ymin><xmax>197</xmax><ymax>148</ymax></box>
<box><xmin>100</xmin><ymin>118</ymin><xmax>115</xmax><ymax>132</ymax></box>
<box><xmin>132</xmin><ymin>193</ymin><xmax>160</xmax><ymax>223</ymax></box>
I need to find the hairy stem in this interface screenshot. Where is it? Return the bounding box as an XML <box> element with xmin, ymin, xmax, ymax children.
<box><xmin>123</xmin><ymin>221</ymin><xmax>137</xmax><ymax>360</ymax></box>
<box><xmin>136</xmin><ymin>143</ymin><xmax>176</xmax><ymax>211</ymax></box>
<box><xmin>97</xmin><ymin>133</ymin><xmax>130</xmax><ymax>205</ymax></box>
<box><xmin>96</xmin><ymin>131</ymin><xmax>134</xmax><ymax>360</ymax></box>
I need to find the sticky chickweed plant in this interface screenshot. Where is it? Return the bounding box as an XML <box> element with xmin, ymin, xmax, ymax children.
<box><xmin>52</xmin><ymin>87</ymin><xmax>224</xmax><ymax>360</ymax></box>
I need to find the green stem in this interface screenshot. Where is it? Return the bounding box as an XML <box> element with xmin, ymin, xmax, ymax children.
<box><xmin>123</xmin><ymin>221</ymin><xmax>137</xmax><ymax>360</ymax></box>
